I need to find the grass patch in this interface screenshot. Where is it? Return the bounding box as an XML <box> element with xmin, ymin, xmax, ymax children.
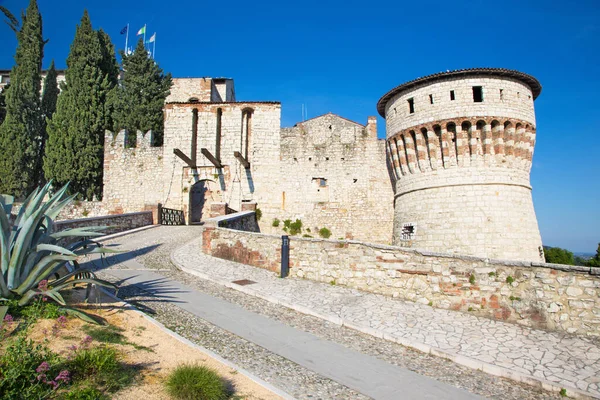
<box><xmin>166</xmin><ymin>363</ymin><xmax>231</xmax><ymax>400</ymax></box>
<box><xmin>83</xmin><ymin>325</ymin><xmax>153</xmax><ymax>352</ymax></box>
<box><xmin>65</xmin><ymin>346</ymin><xmax>136</xmax><ymax>393</ymax></box>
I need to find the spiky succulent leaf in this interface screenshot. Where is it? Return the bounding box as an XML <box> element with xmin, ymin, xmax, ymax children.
<box><xmin>61</xmin><ymin>307</ymin><xmax>107</xmax><ymax>325</ymax></box>
<box><xmin>0</xmin><ymin>305</ymin><xmax>7</xmax><ymax>328</ymax></box>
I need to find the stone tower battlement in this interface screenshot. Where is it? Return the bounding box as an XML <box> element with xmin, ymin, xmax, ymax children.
<box><xmin>378</xmin><ymin>68</ymin><xmax>544</xmax><ymax>261</ymax></box>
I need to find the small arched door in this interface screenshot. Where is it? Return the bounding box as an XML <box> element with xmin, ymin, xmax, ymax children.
<box><xmin>189</xmin><ymin>181</ymin><xmax>207</xmax><ymax>223</ymax></box>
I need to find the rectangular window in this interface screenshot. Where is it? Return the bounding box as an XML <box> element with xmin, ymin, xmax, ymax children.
<box><xmin>472</xmin><ymin>86</ymin><xmax>483</xmax><ymax>102</ymax></box>
<box><xmin>450</xmin><ymin>90</ymin><xmax>455</xmax><ymax>101</ymax></box>
<box><xmin>407</xmin><ymin>98</ymin><xmax>415</xmax><ymax>114</ymax></box>
<box><xmin>499</xmin><ymin>89</ymin><xmax>504</xmax><ymax>100</ymax></box>
<box><xmin>429</xmin><ymin>94</ymin><xmax>434</xmax><ymax>104</ymax></box>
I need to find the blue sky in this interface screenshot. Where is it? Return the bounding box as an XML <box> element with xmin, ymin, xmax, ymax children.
<box><xmin>1</xmin><ymin>0</ymin><xmax>599</xmax><ymax>253</ymax></box>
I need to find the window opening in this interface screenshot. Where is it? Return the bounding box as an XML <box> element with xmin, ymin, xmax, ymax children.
<box><xmin>407</xmin><ymin>98</ymin><xmax>415</xmax><ymax>114</ymax></box>
<box><xmin>450</xmin><ymin>90</ymin><xmax>455</xmax><ymax>101</ymax></box>
<box><xmin>429</xmin><ymin>94</ymin><xmax>434</xmax><ymax>104</ymax></box>
<box><xmin>472</xmin><ymin>86</ymin><xmax>483</xmax><ymax>102</ymax></box>
<box><xmin>499</xmin><ymin>89</ymin><xmax>504</xmax><ymax>100</ymax></box>
<box><xmin>401</xmin><ymin>223</ymin><xmax>416</xmax><ymax>240</ymax></box>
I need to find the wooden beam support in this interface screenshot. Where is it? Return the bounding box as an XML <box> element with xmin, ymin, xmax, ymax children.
<box><xmin>173</xmin><ymin>148</ymin><xmax>195</xmax><ymax>168</ymax></box>
<box><xmin>201</xmin><ymin>148</ymin><xmax>223</xmax><ymax>168</ymax></box>
<box><xmin>234</xmin><ymin>151</ymin><xmax>250</xmax><ymax>169</ymax></box>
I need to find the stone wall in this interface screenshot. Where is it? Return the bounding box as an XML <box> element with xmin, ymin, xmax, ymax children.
<box><xmin>162</xmin><ymin>101</ymin><xmax>282</xmax><ymax>223</ymax></box>
<box><xmin>384</xmin><ymin>76</ymin><xmax>536</xmax><ymax>133</ymax></box>
<box><xmin>102</xmin><ymin>130</ymin><xmax>164</xmax><ymax>214</ymax></box>
<box><xmin>267</xmin><ymin>113</ymin><xmax>394</xmax><ymax>244</ymax></box>
<box><xmin>11</xmin><ymin>201</ymin><xmax>107</xmax><ymax>221</ymax></box>
<box><xmin>202</xmin><ymin>227</ymin><xmax>600</xmax><ymax>337</ymax></box>
<box><xmin>204</xmin><ymin>210</ymin><xmax>260</xmax><ymax>232</ymax></box>
<box><xmin>54</xmin><ymin>211</ymin><xmax>154</xmax><ymax>236</ymax></box>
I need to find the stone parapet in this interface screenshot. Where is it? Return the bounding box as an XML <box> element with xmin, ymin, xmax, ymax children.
<box><xmin>201</xmin><ymin>227</ymin><xmax>600</xmax><ymax>337</ymax></box>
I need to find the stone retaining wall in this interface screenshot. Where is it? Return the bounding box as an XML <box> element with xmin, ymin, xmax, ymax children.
<box><xmin>201</xmin><ymin>227</ymin><xmax>600</xmax><ymax>337</ymax></box>
<box><xmin>55</xmin><ymin>211</ymin><xmax>154</xmax><ymax>236</ymax></box>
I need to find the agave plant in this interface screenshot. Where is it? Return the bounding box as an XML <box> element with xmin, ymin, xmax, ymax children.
<box><xmin>0</xmin><ymin>182</ymin><xmax>118</xmax><ymax>323</ymax></box>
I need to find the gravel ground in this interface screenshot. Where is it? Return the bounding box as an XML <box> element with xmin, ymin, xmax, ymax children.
<box><xmin>97</xmin><ymin>227</ymin><xmax>562</xmax><ymax>400</ymax></box>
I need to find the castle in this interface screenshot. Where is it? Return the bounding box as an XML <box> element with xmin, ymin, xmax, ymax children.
<box><xmin>102</xmin><ymin>68</ymin><xmax>544</xmax><ymax>262</ymax></box>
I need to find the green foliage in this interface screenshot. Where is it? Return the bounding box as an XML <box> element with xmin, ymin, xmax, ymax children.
<box><xmin>44</xmin><ymin>10</ymin><xmax>118</xmax><ymax>200</ymax></box>
<box><xmin>113</xmin><ymin>38</ymin><xmax>172</xmax><ymax>146</ymax></box>
<box><xmin>302</xmin><ymin>234</ymin><xmax>313</xmax><ymax>238</ymax></box>
<box><xmin>272</xmin><ymin>218</ymin><xmax>280</xmax><ymax>227</ymax></box>
<box><xmin>60</xmin><ymin>385</ymin><xmax>108</xmax><ymax>400</ymax></box>
<box><xmin>585</xmin><ymin>243</ymin><xmax>600</xmax><ymax>267</ymax></box>
<box><xmin>288</xmin><ymin>219</ymin><xmax>302</xmax><ymax>235</ymax></box>
<box><xmin>506</xmin><ymin>276</ymin><xmax>514</xmax><ymax>284</ymax></box>
<box><xmin>488</xmin><ymin>272</ymin><xmax>496</xmax><ymax>277</ymax></box>
<box><xmin>509</xmin><ymin>296</ymin><xmax>522</xmax><ymax>301</ymax></box>
<box><xmin>469</xmin><ymin>274</ymin><xmax>476</xmax><ymax>285</ymax></box>
<box><xmin>318</xmin><ymin>227</ymin><xmax>332</xmax><ymax>239</ymax></box>
<box><xmin>36</xmin><ymin>60</ymin><xmax>60</xmax><ymax>187</ymax></box>
<box><xmin>254</xmin><ymin>208</ymin><xmax>262</xmax><ymax>221</ymax></box>
<box><xmin>0</xmin><ymin>336</ymin><xmax>61</xmax><ymax>400</ymax></box>
<box><xmin>560</xmin><ymin>388</ymin><xmax>567</xmax><ymax>397</ymax></box>
<box><xmin>282</xmin><ymin>219</ymin><xmax>291</xmax><ymax>231</ymax></box>
<box><xmin>0</xmin><ymin>0</ymin><xmax>44</xmax><ymax>198</ymax></box>
<box><xmin>0</xmin><ymin>183</ymin><xmax>118</xmax><ymax>322</ymax></box>
<box><xmin>0</xmin><ymin>83</ymin><xmax>7</xmax><ymax>125</ymax></box>
<box><xmin>165</xmin><ymin>363</ymin><xmax>230</xmax><ymax>400</ymax></box>
<box><xmin>544</xmin><ymin>246</ymin><xmax>574</xmax><ymax>265</ymax></box>
<box><xmin>65</xmin><ymin>346</ymin><xmax>134</xmax><ymax>393</ymax></box>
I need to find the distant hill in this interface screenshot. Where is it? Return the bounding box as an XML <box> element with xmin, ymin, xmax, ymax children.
<box><xmin>574</xmin><ymin>252</ymin><xmax>594</xmax><ymax>259</ymax></box>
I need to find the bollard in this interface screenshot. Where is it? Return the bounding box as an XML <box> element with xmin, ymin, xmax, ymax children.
<box><xmin>281</xmin><ymin>235</ymin><xmax>289</xmax><ymax>278</ymax></box>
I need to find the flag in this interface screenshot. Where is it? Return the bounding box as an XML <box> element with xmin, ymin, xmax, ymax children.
<box><xmin>120</xmin><ymin>25</ymin><xmax>128</xmax><ymax>35</ymax></box>
<box><xmin>137</xmin><ymin>25</ymin><xmax>146</xmax><ymax>35</ymax></box>
<box><xmin>147</xmin><ymin>33</ymin><xmax>156</xmax><ymax>43</ymax></box>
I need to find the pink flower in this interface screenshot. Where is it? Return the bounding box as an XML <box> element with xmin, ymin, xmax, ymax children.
<box><xmin>36</xmin><ymin>373</ymin><xmax>47</xmax><ymax>382</ymax></box>
<box><xmin>55</xmin><ymin>370</ymin><xmax>70</xmax><ymax>383</ymax></box>
<box><xmin>57</xmin><ymin>315</ymin><xmax>67</xmax><ymax>325</ymax></box>
<box><xmin>36</xmin><ymin>362</ymin><xmax>50</xmax><ymax>373</ymax></box>
<box><xmin>38</xmin><ymin>280</ymin><xmax>48</xmax><ymax>291</ymax></box>
<box><xmin>81</xmin><ymin>335</ymin><xmax>93</xmax><ymax>347</ymax></box>
<box><xmin>3</xmin><ymin>314</ymin><xmax>13</xmax><ymax>323</ymax></box>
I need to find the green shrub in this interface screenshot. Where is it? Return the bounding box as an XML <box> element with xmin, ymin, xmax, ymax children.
<box><xmin>272</xmin><ymin>218</ymin><xmax>280</xmax><ymax>227</ymax></box>
<box><xmin>282</xmin><ymin>219</ymin><xmax>292</xmax><ymax>232</ymax></box>
<box><xmin>0</xmin><ymin>337</ymin><xmax>61</xmax><ymax>400</ymax></box>
<box><xmin>254</xmin><ymin>208</ymin><xmax>262</xmax><ymax>221</ymax></box>
<box><xmin>302</xmin><ymin>234</ymin><xmax>313</xmax><ymax>238</ymax></box>
<box><xmin>318</xmin><ymin>227</ymin><xmax>332</xmax><ymax>239</ymax></box>
<box><xmin>506</xmin><ymin>276</ymin><xmax>514</xmax><ymax>284</ymax></box>
<box><xmin>165</xmin><ymin>364</ymin><xmax>230</xmax><ymax>400</ymax></box>
<box><xmin>66</xmin><ymin>346</ymin><xmax>133</xmax><ymax>393</ymax></box>
<box><xmin>289</xmin><ymin>219</ymin><xmax>302</xmax><ymax>236</ymax></box>
<box><xmin>469</xmin><ymin>274</ymin><xmax>476</xmax><ymax>285</ymax></box>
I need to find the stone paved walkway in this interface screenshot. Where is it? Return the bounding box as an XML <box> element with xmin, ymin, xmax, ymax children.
<box><xmin>172</xmin><ymin>237</ymin><xmax>600</xmax><ymax>399</ymax></box>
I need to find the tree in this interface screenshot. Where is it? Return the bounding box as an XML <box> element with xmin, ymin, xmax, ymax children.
<box><xmin>0</xmin><ymin>84</ymin><xmax>8</xmax><ymax>125</ymax></box>
<box><xmin>44</xmin><ymin>11</ymin><xmax>118</xmax><ymax>200</ymax></box>
<box><xmin>114</xmin><ymin>38</ymin><xmax>172</xmax><ymax>146</ymax></box>
<box><xmin>35</xmin><ymin>60</ymin><xmax>59</xmax><ymax>186</ymax></box>
<box><xmin>544</xmin><ymin>246</ymin><xmax>574</xmax><ymax>265</ymax></box>
<box><xmin>586</xmin><ymin>243</ymin><xmax>600</xmax><ymax>267</ymax></box>
<box><xmin>0</xmin><ymin>0</ymin><xmax>44</xmax><ymax>198</ymax></box>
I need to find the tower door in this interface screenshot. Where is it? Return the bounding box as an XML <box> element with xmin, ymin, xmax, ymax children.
<box><xmin>189</xmin><ymin>181</ymin><xmax>207</xmax><ymax>223</ymax></box>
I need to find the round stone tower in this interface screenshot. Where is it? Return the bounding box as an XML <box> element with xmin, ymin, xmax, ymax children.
<box><xmin>377</xmin><ymin>68</ymin><xmax>544</xmax><ymax>261</ymax></box>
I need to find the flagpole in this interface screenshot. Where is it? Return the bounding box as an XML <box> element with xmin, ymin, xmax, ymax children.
<box><xmin>125</xmin><ymin>23</ymin><xmax>129</xmax><ymax>54</ymax></box>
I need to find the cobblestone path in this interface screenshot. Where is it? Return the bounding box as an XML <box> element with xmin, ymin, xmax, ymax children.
<box><xmin>171</xmin><ymin>236</ymin><xmax>600</xmax><ymax>399</ymax></box>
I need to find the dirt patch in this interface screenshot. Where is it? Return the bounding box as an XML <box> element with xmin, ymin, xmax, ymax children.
<box><xmin>26</xmin><ymin>298</ymin><xmax>283</xmax><ymax>400</ymax></box>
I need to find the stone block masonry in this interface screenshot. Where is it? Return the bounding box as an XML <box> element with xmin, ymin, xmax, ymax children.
<box><xmin>202</xmin><ymin>227</ymin><xmax>600</xmax><ymax>337</ymax></box>
<box><xmin>54</xmin><ymin>211</ymin><xmax>154</xmax><ymax>236</ymax></box>
<box><xmin>379</xmin><ymin>68</ymin><xmax>544</xmax><ymax>261</ymax></box>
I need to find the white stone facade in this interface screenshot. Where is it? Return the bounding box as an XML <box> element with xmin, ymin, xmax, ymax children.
<box><xmin>379</xmin><ymin>69</ymin><xmax>543</xmax><ymax>261</ymax></box>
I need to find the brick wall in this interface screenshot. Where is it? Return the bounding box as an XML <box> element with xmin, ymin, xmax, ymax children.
<box><xmin>202</xmin><ymin>227</ymin><xmax>600</xmax><ymax>337</ymax></box>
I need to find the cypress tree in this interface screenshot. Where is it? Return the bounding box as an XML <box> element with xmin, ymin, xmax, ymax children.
<box><xmin>36</xmin><ymin>60</ymin><xmax>59</xmax><ymax>186</ymax></box>
<box><xmin>114</xmin><ymin>38</ymin><xmax>172</xmax><ymax>146</ymax></box>
<box><xmin>0</xmin><ymin>0</ymin><xmax>44</xmax><ymax>197</ymax></box>
<box><xmin>44</xmin><ymin>11</ymin><xmax>118</xmax><ymax>200</ymax></box>
<box><xmin>0</xmin><ymin>84</ymin><xmax>8</xmax><ymax>125</ymax></box>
